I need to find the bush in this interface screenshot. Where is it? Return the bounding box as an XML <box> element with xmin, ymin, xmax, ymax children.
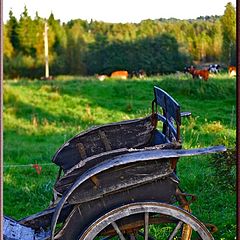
<box><xmin>210</xmin><ymin>147</ymin><xmax>236</xmax><ymax>191</ymax></box>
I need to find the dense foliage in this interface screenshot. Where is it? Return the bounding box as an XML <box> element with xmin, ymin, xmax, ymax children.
<box><xmin>3</xmin><ymin>3</ymin><xmax>236</xmax><ymax>78</ymax></box>
<box><xmin>210</xmin><ymin>147</ymin><xmax>236</xmax><ymax>192</ymax></box>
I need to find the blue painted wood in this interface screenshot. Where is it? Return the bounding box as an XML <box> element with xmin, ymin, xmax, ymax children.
<box><xmin>151</xmin><ymin>130</ymin><xmax>170</xmax><ymax>145</ymax></box>
<box><xmin>3</xmin><ymin>216</ymin><xmax>50</xmax><ymax>240</ymax></box>
<box><xmin>153</xmin><ymin>86</ymin><xmax>181</xmax><ymax>125</ymax></box>
<box><xmin>156</xmin><ymin>113</ymin><xmax>178</xmax><ymax>140</ymax></box>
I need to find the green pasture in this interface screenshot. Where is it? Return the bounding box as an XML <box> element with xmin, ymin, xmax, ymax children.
<box><xmin>3</xmin><ymin>73</ymin><xmax>236</xmax><ymax>239</ymax></box>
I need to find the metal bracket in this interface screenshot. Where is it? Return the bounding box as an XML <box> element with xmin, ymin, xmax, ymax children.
<box><xmin>176</xmin><ymin>188</ymin><xmax>197</xmax><ymax>208</ymax></box>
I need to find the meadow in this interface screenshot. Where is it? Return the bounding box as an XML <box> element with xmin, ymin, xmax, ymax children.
<box><xmin>3</xmin><ymin>73</ymin><xmax>236</xmax><ymax>239</ymax></box>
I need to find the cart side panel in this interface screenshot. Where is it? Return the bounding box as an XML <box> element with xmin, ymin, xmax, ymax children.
<box><xmin>54</xmin><ymin>175</ymin><xmax>179</xmax><ymax>240</ymax></box>
<box><xmin>67</xmin><ymin>158</ymin><xmax>175</xmax><ymax>204</ymax></box>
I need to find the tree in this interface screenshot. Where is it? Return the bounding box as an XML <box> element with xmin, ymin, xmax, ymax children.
<box><xmin>220</xmin><ymin>2</ymin><xmax>236</xmax><ymax>65</ymax></box>
<box><xmin>17</xmin><ymin>5</ymin><xmax>36</xmax><ymax>55</ymax></box>
<box><xmin>3</xmin><ymin>24</ymin><xmax>14</xmax><ymax>58</ymax></box>
<box><xmin>65</xmin><ymin>21</ymin><xmax>88</xmax><ymax>75</ymax></box>
<box><xmin>7</xmin><ymin>9</ymin><xmax>20</xmax><ymax>50</ymax></box>
<box><xmin>3</xmin><ymin>24</ymin><xmax>15</xmax><ymax>77</ymax></box>
<box><xmin>48</xmin><ymin>13</ymin><xmax>68</xmax><ymax>74</ymax></box>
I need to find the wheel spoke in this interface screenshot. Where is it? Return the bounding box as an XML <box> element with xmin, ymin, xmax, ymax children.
<box><xmin>144</xmin><ymin>212</ymin><xmax>149</xmax><ymax>240</ymax></box>
<box><xmin>111</xmin><ymin>221</ymin><xmax>126</xmax><ymax>240</ymax></box>
<box><xmin>167</xmin><ymin>221</ymin><xmax>183</xmax><ymax>240</ymax></box>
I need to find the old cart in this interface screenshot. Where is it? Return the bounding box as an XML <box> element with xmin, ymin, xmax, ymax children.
<box><xmin>4</xmin><ymin>86</ymin><xmax>226</xmax><ymax>240</ymax></box>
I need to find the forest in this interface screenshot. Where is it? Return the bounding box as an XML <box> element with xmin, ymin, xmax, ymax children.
<box><xmin>3</xmin><ymin>2</ymin><xmax>236</xmax><ymax>78</ymax></box>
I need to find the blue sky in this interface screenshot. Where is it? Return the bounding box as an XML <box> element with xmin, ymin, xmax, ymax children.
<box><xmin>3</xmin><ymin>0</ymin><xmax>236</xmax><ymax>23</ymax></box>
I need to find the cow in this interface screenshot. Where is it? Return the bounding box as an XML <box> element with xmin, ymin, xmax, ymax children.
<box><xmin>228</xmin><ymin>66</ymin><xmax>236</xmax><ymax>77</ymax></box>
<box><xmin>184</xmin><ymin>65</ymin><xmax>209</xmax><ymax>81</ymax></box>
<box><xmin>208</xmin><ymin>64</ymin><xmax>221</xmax><ymax>74</ymax></box>
<box><xmin>130</xmin><ymin>69</ymin><xmax>146</xmax><ymax>79</ymax></box>
<box><xmin>96</xmin><ymin>74</ymin><xmax>108</xmax><ymax>81</ymax></box>
<box><xmin>137</xmin><ymin>69</ymin><xmax>146</xmax><ymax>79</ymax></box>
<box><xmin>110</xmin><ymin>70</ymin><xmax>128</xmax><ymax>79</ymax></box>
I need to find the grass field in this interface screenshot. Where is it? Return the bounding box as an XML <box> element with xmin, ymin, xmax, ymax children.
<box><xmin>3</xmin><ymin>73</ymin><xmax>236</xmax><ymax>239</ymax></box>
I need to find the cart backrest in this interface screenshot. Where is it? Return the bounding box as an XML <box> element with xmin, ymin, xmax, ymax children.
<box><xmin>153</xmin><ymin>86</ymin><xmax>181</xmax><ymax>142</ymax></box>
<box><xmin>52</xmin><ymin>116</ymin><xmax>155</xmax><ymax>172</ymax></box>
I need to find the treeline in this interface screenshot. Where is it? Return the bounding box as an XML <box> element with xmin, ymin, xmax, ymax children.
<box><xmin>3</xmin><ymin>3</ymin><xmax>236</xmax><ymax>78</ymax></box>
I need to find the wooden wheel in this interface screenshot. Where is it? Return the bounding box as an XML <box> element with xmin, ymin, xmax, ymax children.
<box><xmin>78</xmin><ymin>202</ymin><xmax>214</xmax><ymax>240</ymax></box>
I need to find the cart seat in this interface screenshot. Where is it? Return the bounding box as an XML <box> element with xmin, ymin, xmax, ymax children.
<box><xmin>52</xmin><ymin>86</ymin><xmax>183</xmax><ymax>173</ymax></box>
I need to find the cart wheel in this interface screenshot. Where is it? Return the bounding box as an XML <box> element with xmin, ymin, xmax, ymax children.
<box><xmin>78</xmin><ymin>202</ymin><xmax>214</xmax><ymax>240</ymax></box>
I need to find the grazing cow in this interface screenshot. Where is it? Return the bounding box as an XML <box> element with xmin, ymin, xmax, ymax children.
<box><xmin>184</xmin><ymin>66</ymin><xmax>209</xmax><ymax>81</ymax></box>
<box><xmin>208</xmin><ymin>64</ymin><xmax>221</xmax><ymax>74</ymax></box>
<box><xmin>228</xmin><ymin>66</ymin><xmax>236</xmax><ymax>77</ymax></box>
<box><xmin>138</xmin><ymin>69</ymin><xmax>146</xmax><ymax>79</ymax></box>
<box><xmin>110</xmin><ymin>70</ymin><xmax>128</xmax><ymax>79</ymax></box>
<box><xmin>130</xmin><ymin>69</ymin><xmax>146</xmax><ymax>79</ymax></box>
<box><xmin>96</xmin><ymin>74</ymin><xmax>108</xmax><ymax>81</ymax></box>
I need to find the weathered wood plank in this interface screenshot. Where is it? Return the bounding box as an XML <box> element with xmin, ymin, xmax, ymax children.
<box><xmin>52</xmin><ymin>116</ymin><xmax>156</xmax><ymax>172</ymax></box>
<box><xmin>67</xmin><ymin>159</ymin><xmax>174</xmax><ymax>204</ymax></box>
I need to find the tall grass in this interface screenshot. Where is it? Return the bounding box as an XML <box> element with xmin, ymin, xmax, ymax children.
<box><xmin>3</xmin><ymin>74</ymin><xmax>236</xmax><ymax>239</ymax></box>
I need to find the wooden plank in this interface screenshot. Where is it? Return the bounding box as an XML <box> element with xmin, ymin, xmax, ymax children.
<box><xmin>67</xmin><ymin>159</ymin><xmax>174</xmax><ymax>204</ymax></box>
<box><xmin>52</xmin><ymin>116</ymin><xmax>155</xmax><ymax>172</ymax></box>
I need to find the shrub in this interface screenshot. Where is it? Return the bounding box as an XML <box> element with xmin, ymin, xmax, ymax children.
<box><xmin>210</xmin><ymin>147</ymin><xmax>236</xmax><ymax>191</ymax></box>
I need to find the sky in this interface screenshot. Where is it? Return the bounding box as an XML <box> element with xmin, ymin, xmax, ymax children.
<box><xmin>3</xmin><ymin>0</ymin><xmax>237</xmax><ymax>24</ymax></box>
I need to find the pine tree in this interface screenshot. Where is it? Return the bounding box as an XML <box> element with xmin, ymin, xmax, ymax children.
<box><xmin>17</xmin><ymin>5</ymin><xmax>35</xmax><ymax>55</ymax></box>
<box><xmin>7</xmin><ymin>9</ymin><xmax>20</xmax><ymax>51</ymax></box>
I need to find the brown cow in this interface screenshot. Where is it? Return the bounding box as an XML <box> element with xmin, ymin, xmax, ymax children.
<box><xmin>110</xmin><ymin>70</ymin><xmax>128</xmax><ymax>79</ymax></box>
<box><xmin>228</xmin><ymin>66</ymin><xmax>236</xmax><ymax>77</ymax></box>
<box><xmin>185</xmin><ymin>66</ymin><xmax>209</xmax><ymax>81</ymax></box>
